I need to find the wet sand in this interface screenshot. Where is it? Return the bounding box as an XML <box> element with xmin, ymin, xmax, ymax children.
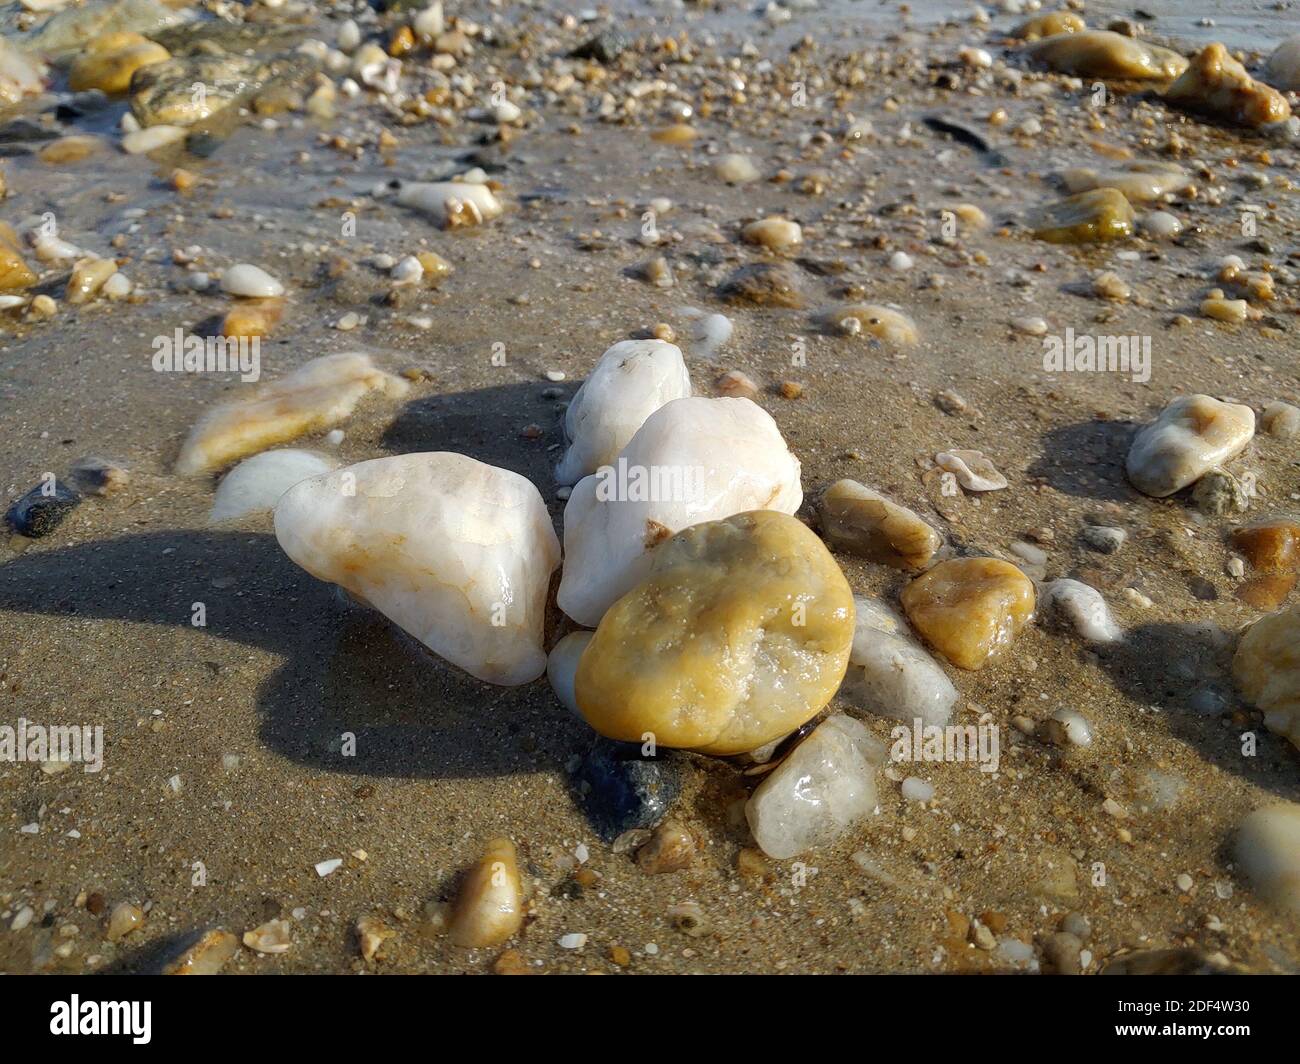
<box><xmin>1</xmin><ymin>0</ymin><xmax>1299</xmax><ymax>973</ymax></box>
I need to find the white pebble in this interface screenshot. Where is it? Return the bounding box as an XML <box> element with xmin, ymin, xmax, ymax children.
<box><xmin>221</xmin><ymin>263</ymin><xmax>284</xmax><ymax>299</ymax></box>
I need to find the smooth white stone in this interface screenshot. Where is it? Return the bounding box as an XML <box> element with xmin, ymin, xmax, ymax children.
<box><xmin>546</xmin><ymin>631</ymin><xmax>593</xmax><ymax>716</ymax></box>
<box><xmin>220</xmin><ymin>263</ymin><xmax>285</xmax><ymax>298</ymax></box>
<box><xmin>840</xmin><ymin>594</ymin><xmax>958</xmax><ymax>727</ymax></box>
<box><xmin>396</xmin><ymin>181</ymin><xmax>503</xmax><ymax>227</ymax></box>
<box><xmin>556</xmin><ymin>339</ymin><xmax>691</xmax><ymax>486</ymax></box>
<box><xmin>1265</xmin><ymin>36</ymin><xmax>1300</xmax><ymax>91</ymax></box>
<box><xmin>210</xmin><ymin>449</ymin><xmax>338</xmax><ymax>523</ymax></box>
<box><xmin>1126</xmin><ymin>394</ymin><xmax>1255</xmax><ymax>497</ymax></box>
<box><xmin>274</xmin><ymin>453</ymin><xmax>561</xmax><ymax>685</ymax></box>
<box><xmin>1041</xmin><ymin>579</ymin><xmax>1122</xmax><ymax>643</ymax></box>
<box><xmin>901</xmin><ymin>776</ymin><xmax>934</xmax><ymax>801</ymax></box>
<box><xmin>679</xmin><ymin>307</ymin><xmax>733</xmax><ymax>360</ymax></box>
<box><xmin>121</xmin><ymin>124</ymin><xmax>185</xmax><ymax>154</ymax></box>
<box><xmin>935</xmin><ymin>448</ymin><xmax>1008</xmax><ymax>491</ymax></box>
<box><xmin>1235</xmin><ymin>803</ymin><xmax>1300</xmax><ymax>912</ymax></box>
<box><xmin>745</xmin><ymin>715</ymin><xmax>881</xmax><ymax>860</ymax></box>
<box><xmin>556</xmin><ymin>396</ymin><xmax>803</xmax><ymax>627</ymax></box>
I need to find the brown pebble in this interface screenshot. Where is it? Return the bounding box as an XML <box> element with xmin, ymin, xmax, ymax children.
<box><xmin>609</xmin><ymin>945</ymin><xmax>632</xmax><ymax>967</ymax></box>
<box><xmin>779</xmin><ymin>380</ymin><xmax>804</xmax><ymax>400</ymax></box>
<box><xmin>716</xmin><ymin>369</ymin><xmax>759</xmax><ymax>399</ymax></box>
<box><xmin>493</xmin><ymin>948</ymin><xmax>532</xmax><ymax>975</ymax></box>
<box><xmin>635</xmin><ymin>821</ymin><xmax>695</xmax><ymax>874</ymax></box>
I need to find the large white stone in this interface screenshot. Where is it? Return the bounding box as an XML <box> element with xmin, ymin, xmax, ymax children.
<box><xmin>839</xmin><ymin>595</ymin><xmax>958</xmax><ymax>727</ymax></box>
<box><xmin>1126</xmin><ymin>394</ymin><xmax>1255</xmax><ymax>498</ymax></box>
<box><xmin>1234</xmin><ymin>803</ymin><xmax>1300</xmax><ymax>913</ymax></box>
<box><xmin>274</xmin><ymin>453</ymin><xmax>560</xmax><ymax>685</ymax></box>
<box><xmin>745</xmin><ymin>715</ymin><xmax>881</xmax><ymax>860</ymax></box>
<box><xmin>556</xmin><ymin>396</ymin><xmax>802</xmax><ymax>627</ymax></box>
<box><xmin>556</xmin><ymin>339</ymin><xmax>691</xmax><ymax>486</ymax></box>
<box><xmin>210</xmin><ymin>449</ymin><xmax>337</xmax><ymax>523</ymax></box>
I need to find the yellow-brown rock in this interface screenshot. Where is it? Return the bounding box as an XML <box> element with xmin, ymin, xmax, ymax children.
<box><xmin>818</xmin><ymin>479</ymin><xmax>942</xmax><ymax>570</ymax></box>
<box><xmin>575</xmin><ymin>510</ymin><xmax>855</xmax><ymax>756</ymax></box>
<box><xmin>1032</xmin><ymin>188</ymin><xmax>1135</xmax><ymax>244</ymax></box>
<box><xmin>68</xmin><ymin>32</ymin><xmax>169</xmax><ymax>95</ymax></box>
<box><xmin>449</xmin><ymin>838</ymin><xmax>524</xmax><ymax>948</ymax></box>
<box><xmin>1013</xmin><ymin>11</ymin><xmax>1085</xmax><ymax>40</ymax></box>
<box><xmin>900</xmin><ymin>557</ymin><xmax>1036</xmax><ymax>670</ymax></box>
<box><xmin>1164</xmin><ymin>43</ymin><xmax>1292</xmax><ymax>129</ymax></box>
<box><xmin>1026</xmin><ymin>30</ymin><xmax>1188</xmax><ymax>80</ymax></box>
<box><xmin>1234</xmin><ymin>604</ymin><xmax>1300</xmax><ymax>751</ymax></box>
<box><xmin>0</xmin><ymin>222</ymin><xmax>37</xmax><ymax>291</ymax></box>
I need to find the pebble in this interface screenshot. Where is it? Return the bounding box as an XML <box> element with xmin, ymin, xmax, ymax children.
<box><xmin>555</xmin><ymin>339</ymin><xmax>690</xmax><ymax>486</ymax></box>
<box><xmin>1011</xmin><ymin>315</ymin><xmax>1048</xmax><ymax>336</ymax></box>
<box><xmin>1041</xmin><ymin>579</ymin><xmax>1123</xmax><ymax>643</ymax></box>
<box><xmin>276</xmin><ymin>453</ymin><xmax>559</xmax><ymax>685</ymax></box>
<box><xmin>1031</xmin><ymin>188</ymin><xmax>1135</xmax><ymax>244</ymax></box>
<box><xmin>220</xmin><ymin>263</ymin><xmax>284</xmax><ymax>299</ymax></box>
<box><xmin>635</xmin><ymin>820</ymin><xmax>694</xmax><ymax>874</ymax></box>
<box><xmin>841</xmin><ymin>595</ymin><xmax>957</xmax><ymax>726</ymax></box>
<box><xmin>681</xmin><ymin>308</ymin><xmax>733</xmax><ymax>358</ymax></box>
<box><xmin>67</xmin><ymin>256</ymin><xmax>116</xmax><ymax>304</ymax></box>
<box><xmin>210</xmin><ymin>449</ymin><xmax>338</xmax><ymax>524</ymax></box>
<box><xmin>390</xmin><ymin>255</ymin><xmax>423</xmax><ymax>285</ymax></box>
<box><xmin>1192</xmin><ymin>468</ymin><xmax>1249</xmax><ymax>516</ymax></box>
<box><xmin>1025</xmin><ymin>30</ymin><xmax>1187</xmax><ymax>80</ymax></box>
<box><xmin>1126</xmin><ymin>394</ymin><xmax>1255</xmax><ymax>498</ymax></box>
<box><xmin>68</xmin><ymin>31</ymin><xmax>170</xmax><ymax>95</ymax></box>
<box><xmin>175</xmin><ymin>352</ymin><xmax>409</xmax><ymax>476</ymax></box>
<box><xmin>163</xmin><ymin>929</ymin><xmax>239</xmax><ymax>975</ymax></box>
<box><xmin>1261</xmin><ymin>401</ymin><xmax>1300</xmax><ymax>438</ymax></box>
<box><xmin>742</xmin><ymin>216</ymin><xmax>802</xmax><ymax>252</ymax></box>
<box><xmin>900</xmin><ymin>557</ymin><xmax>1036</xmax><ymax>670</ymax></box>
<box><xmin>935</xmin><ymin>449</ymin><xmax>1008</xmax><ymax>492</ymax></box>
<box><xmin>546</xmin><ymin>631</ymin><xmax>592</xmax><ymax>716</ymax></box>
<box><xmin>718</xmin><ymin>262</ymin><xmax>804</xmax><ymax>308</ymax></box>
<box><xmin>121</xmin><ymin>123</ymin><xmax>185</xmax><ymax>154</ymax></box>
<box><xmin>1081</xmin><ymin>525</ymin><xmax>1126</xmax><ymax>553</ymax></box>
<box><xmin>1165</xmin><ymin>43</ymin><xmax>1290</xmax><ymax>129</ymax></box>
<box><xmin>558</xmin><ymin>932</ymin><xmax>588</xmax><ymax>950</ymax></box>
<box><xmin>818</xmin><ymin>479</ymin><xmax>942</xmax><ymax>570</ymax></box>
<box><xmin>557</xmin><ymin>397</ymin><xmax>802</xmax><ymax>627</ymax></box>
<box><xmin>821</xmin><ymin>303</ymin><xmax>919</xmax><ymax>345</ymax></box>
<box><xmin>1265</xmin><ymin>36</ymin><xmax>1300</xmax><ymax>91</ymax></box>
<box><xmin>1234</xmin><ymin>803</ymin><xmax>1300</xmax><ymax>912</ymax></box>
<box><xmin>1039</xmin><ymin>707</ymin><xmax>1094</xmax><ymax>748</ymax></box>
<box><xmin>5</xmin><ymin>480</ymin><xmax>80</xmax><ymax>537</ymax></box>
<box><xmin>716</xmin><ymin>153</ymin><xmax>760</xmax><ymax>184</ymax></box>
<box><xmin>1233</xmin><ymin>604</ymin><xmax>1300</xmax><ymax>751</ymax></box>
<box><xmin>574</xmin><ymin>737</ymin><xmax>683</xmax><ymax>841</ymax></box>
<box><xmin>1141</xmin><ymin>211</ymin><xmax>1183</xmax><ymax>239</ymax></box>
<box><xmin>715</xmin><ymin>369</ymin><xmax>758</xmax><ymax>399</ymax></box>
<box><xmin>450</xmin><ymin>838</ymin><xmax>524</xmax><ymax>948</ymax></box>
<box><xmin>106</xmin><ymin>901</ymin><xmax>143</xmax><ymax>942</ymax></box>
<box><xmin>243</xmin><ymin>918</ymin><xmax>292</xmax><ymax>954</ymax></box>
<box><xmin>575</xmin><ymin>511</ymin><xmax>851</xmax><ymax>754</ymax></box>
<box><xmin>901</xmin><ymin>777</ymin><xmax>934</xmax><ymax>802</ymax></box>
<box><xmin>746</xmin><ymin>715</ymin><xmax>881</xmax><ymax>860</ymax></box>
<box><xmin>396</xmin><ymin>181</ymin><xmax>503</xmax><ymax>228</ymax></box>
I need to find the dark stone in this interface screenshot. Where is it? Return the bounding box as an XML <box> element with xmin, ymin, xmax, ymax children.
<box><xmin>717</xmin><ymin>261</ymin><xmax>805</xmax><ymax>308</ymax></box>
<box><xmin>572</xmin><ymin>737</ymin><xmax>683</xmax><ymax>842</ymax></box>
<box><xmin>185</xmin><ymin>132</ymin><xmax>225</xmax><ymax>158</ymax></box>
<box><xmin>569</xmin><ymin>31</ymin><xmax>629</xmax><ymax>64</ymax></box>
<box><xmin>5</xmin><ymin>481</ymin><xmax>81</xmax><ymax>538</ymax></box>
